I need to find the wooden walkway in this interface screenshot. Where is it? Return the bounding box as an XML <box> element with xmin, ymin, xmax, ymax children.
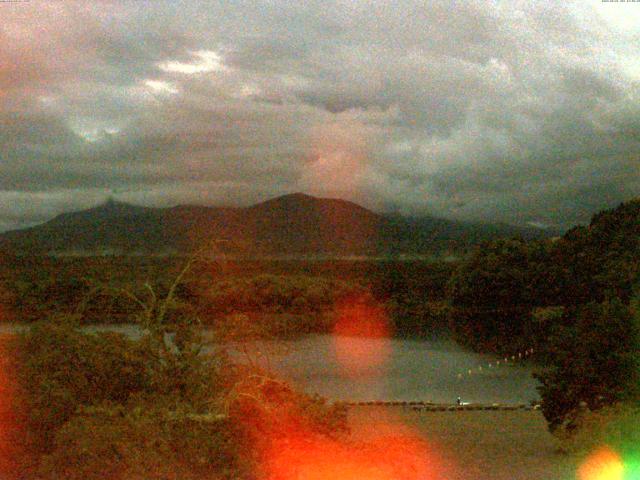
<box><xmin>336</xmin><ymin>401</ymin><xmax>541</xmax><ymax>411</ymax></box>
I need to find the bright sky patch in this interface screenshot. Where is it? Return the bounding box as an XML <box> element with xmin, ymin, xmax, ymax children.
<box><xmin>158</xmin><ymin>50</ymin><xmax>227</xmax><ymax>74</ymax></box>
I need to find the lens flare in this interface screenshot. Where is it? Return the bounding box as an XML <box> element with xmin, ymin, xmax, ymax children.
<box><xmin>579</xmin><ymin>446</ymin><xmax>625</xmax><ymax>480</ymax></box>
<box><xmin>0</xmin><ymin>334</ymin><xmax>19</xmax><ymax>475</ymax></box>
<box><xmin>263</xmin><ymin>428</ymin><xmax>444</xmax><ymax>480</ymax></box>
<box><xmin>332</xmin><ymin>295</ymin><xmax>392</xmax><ymax>377</ymax></box>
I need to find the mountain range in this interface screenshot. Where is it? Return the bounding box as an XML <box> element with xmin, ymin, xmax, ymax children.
<box><xmin>0</xmin><ymin>193</ymin><xmax>560</xmax><ymax>256</ymax></box>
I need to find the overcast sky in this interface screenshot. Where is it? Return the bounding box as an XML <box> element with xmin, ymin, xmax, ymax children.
<box><xmin>1</xmin><ymin>0</ymin><xmax>639</xmax><ymax>232</ymax></box>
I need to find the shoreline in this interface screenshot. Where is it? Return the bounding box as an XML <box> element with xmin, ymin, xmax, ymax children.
<box><xmin>337</xmin><ymin>401</ymin><xmax>539</xmax><ymax>411</ymax></box>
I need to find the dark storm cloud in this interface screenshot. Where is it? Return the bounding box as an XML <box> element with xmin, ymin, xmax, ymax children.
<box><xmin>0</xmin><ymin>0</ymin><xmax>639</xmax><ymax>231</ymax></box>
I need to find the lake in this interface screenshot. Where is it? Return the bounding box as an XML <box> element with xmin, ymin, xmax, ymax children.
<box><xmin>234</xmin><ymin>334</ymin><xmax>539</xmax><ymax>404</ymax></box>
<box><xmin>0</xmin><ymin>324</ymin><xmax>539</xmax><ymax>404</ymax></box>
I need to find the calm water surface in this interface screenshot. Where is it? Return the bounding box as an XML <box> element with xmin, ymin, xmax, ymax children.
<box><xmin>0</xmin><ymin>324</ymin><xmax>539</xmax><ymax>404</ymax></box>
<box><xmin>238</xmin><ymin>334</ymin><xmax>539</xmax><ymax>404</ymax></box>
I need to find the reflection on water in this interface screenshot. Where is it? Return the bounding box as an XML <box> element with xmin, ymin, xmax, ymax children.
<box><xmin>246</xmin><ymin>335</ymin><xmax>539</xmax><ymax>404</ymax></box>
<box><xmin>0</xmin><ymin>324</ymin><xmax>539</xmax><ymax>403</ymax></box>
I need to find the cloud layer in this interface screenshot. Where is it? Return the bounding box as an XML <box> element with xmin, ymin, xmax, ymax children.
<box><xmin>1</xmin><ymin>0</ymin><xmax>639</xmax><ymax>231</ymax></box>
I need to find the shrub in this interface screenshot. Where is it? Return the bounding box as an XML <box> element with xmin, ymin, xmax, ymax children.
<box><xmin>15</xmin><ymin>317</ymin><xmax>150</xmax><ymax>452</ymax></box>
<box><xmin>38</xmin><ymin>401</ymin><xmax>249</xmax><ymax>480</ymax></box>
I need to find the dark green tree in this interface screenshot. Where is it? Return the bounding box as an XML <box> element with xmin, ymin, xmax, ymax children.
<box><xmin>534</xmin><ymin>298</ymin><xmax>640</xmax><ymax>435</ymax></box>
<box><xmin>446</xmin><ymin>238</ymin><xmax>555</xmax><ymax>352</ymax></box>
<box><xmin>551</xmin><ymin>199</ymin><xmax>640</xmax><ymax>305</ymax></box>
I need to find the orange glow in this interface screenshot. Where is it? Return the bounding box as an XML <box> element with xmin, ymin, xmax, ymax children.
<box><xmin>0</xmin><ymin>335</ymin><xmax>19</xmax><ymax>475</ymax></box>
<box><xmin>332</xmin><ymin>295</ymin><xmax>392</xmax><ymax>376</ymax></box>
<box><xmin>255</xmin><ymin>384</ymin><xmax>452</xmax><ymax>480</ymax></box>
<box><xmin>263</xmin><ymin>429</ymin><xmax>444</xmax><ymax>480</ymax></box>
<box><xmin>579</xmin><ymin>446</ymin><xmax>625</xmax><ymax>480</ymax></box>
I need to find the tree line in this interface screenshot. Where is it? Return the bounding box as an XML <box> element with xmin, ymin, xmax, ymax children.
<box><xmin>445</xmin><ymin>199</ymin><xmax>640</xmax><ymax>440</ymax></box>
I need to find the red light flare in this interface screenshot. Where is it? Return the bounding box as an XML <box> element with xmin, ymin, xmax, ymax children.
<box><xmin>0</xmin><ymin>334</ymin><xmax>20</xmax><ymax>476</ymax></box>
<box><xmin>251</xmin><ymin>376</ymin><xmax>453</xmax><ymax>480</ymax></box>
<box><xmin>332</xmin><ymin>294</ymin><xmax>393</xmax><ymax>377</ymax></box>
<box><xmin>0</xmin><ymin>257</ymin><xmax>18</xmax><ymax>473</ymax></box>
<box><xmin>263</xmin><ymin>426</ymin><xmax>446</xmax><ymax>480</ymax></box>
<box><xmin>578</xmin><ymin>446</ymin><xmax>625</xmax><ymax>480</ymax></box>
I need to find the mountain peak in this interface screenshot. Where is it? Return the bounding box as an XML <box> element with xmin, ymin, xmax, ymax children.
<box><xmin>99</xmin><ymin>196</ymin><xmax>135</xmax><ymax>208</ymax></box>
<box><xmin>251</xmin><ymin>192</ymin><xmax>321</xmax><ymax>209</ymax></box>
<box><xmin>86</xmin><ymin>198</ymin><xmax>147</xmax><ymax>216</ymax></box>
<box><xmin>0</xmin><ymin>191</ymin><xmax>560</xmax><ymax>255</ymax></box>
<box><xmin>271</xmin><ymin>192</ymin><xmax>318</xmax><ymax>202</ymax></box>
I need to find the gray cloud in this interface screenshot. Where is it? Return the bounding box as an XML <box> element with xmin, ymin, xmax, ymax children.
<box><xmin>0</xmin><ymin>0</ymin><xmax>639</xmax><ymax>231</ymax></box>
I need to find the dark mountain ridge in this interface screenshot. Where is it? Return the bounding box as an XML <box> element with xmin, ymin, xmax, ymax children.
<box><xmin>0</xmin><ymin>193</ymin><xmax>559</xmax><ymax>256</ymax></box>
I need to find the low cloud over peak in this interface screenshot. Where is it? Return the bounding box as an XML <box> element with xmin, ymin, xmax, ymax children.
<box><xmin>1</xmin><ymin>0</ymin><xmax>639</xmax><ymax>232</ymax></box>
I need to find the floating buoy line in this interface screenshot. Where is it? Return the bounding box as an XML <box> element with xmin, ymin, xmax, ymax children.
<box><xmin>330</xmin><ymin>347</ymin><xmax>539</xmax><ymax>409</ymax></box>
<box><xmin>335</xmin><ymin>400</ymin><xmax>540</xmax><ymax>411</ymax></box>
<box><xmin>456</xmin><ymin>347</ymin><xmax>535</xmax><ymax>379</ymax></box>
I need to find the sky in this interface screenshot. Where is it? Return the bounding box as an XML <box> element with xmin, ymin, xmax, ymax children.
<box><xmin>1</xmin><ymin>0</ymin><xmax>639</xmax><ymax>232</ymax></box>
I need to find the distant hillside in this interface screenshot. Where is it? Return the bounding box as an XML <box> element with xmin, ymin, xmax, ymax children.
<box><xmin>0</xmin><ymin>193</ymin><xmax>558</xmax><ymax>256</ymax></box>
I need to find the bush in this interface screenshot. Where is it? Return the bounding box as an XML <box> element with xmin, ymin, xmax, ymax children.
<box><xmin>15</xmin><ymin>317</ymin><xmax>150</xmax><ymax>452</ymax></box>
<box><xmin>226</xmin><ymin>371</ymin><xmax>349</xmax><ymax>463</ymax></box>
<box><xmin>38</xmin><ymin>401</ymin><xmax>249</xmax><ymax>480</ymax></box>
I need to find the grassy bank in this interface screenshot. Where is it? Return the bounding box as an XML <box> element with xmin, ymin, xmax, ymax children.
<box><xmin>347</xmin><ymin>406</ymin><xmax>579</xmax><ymax>480</ymax></box>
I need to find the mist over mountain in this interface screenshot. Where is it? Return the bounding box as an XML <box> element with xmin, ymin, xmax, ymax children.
<box><xmin>0</xmin><ymin>193</ymin><xmax>559</xmax><ymax>257</ymax></box>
